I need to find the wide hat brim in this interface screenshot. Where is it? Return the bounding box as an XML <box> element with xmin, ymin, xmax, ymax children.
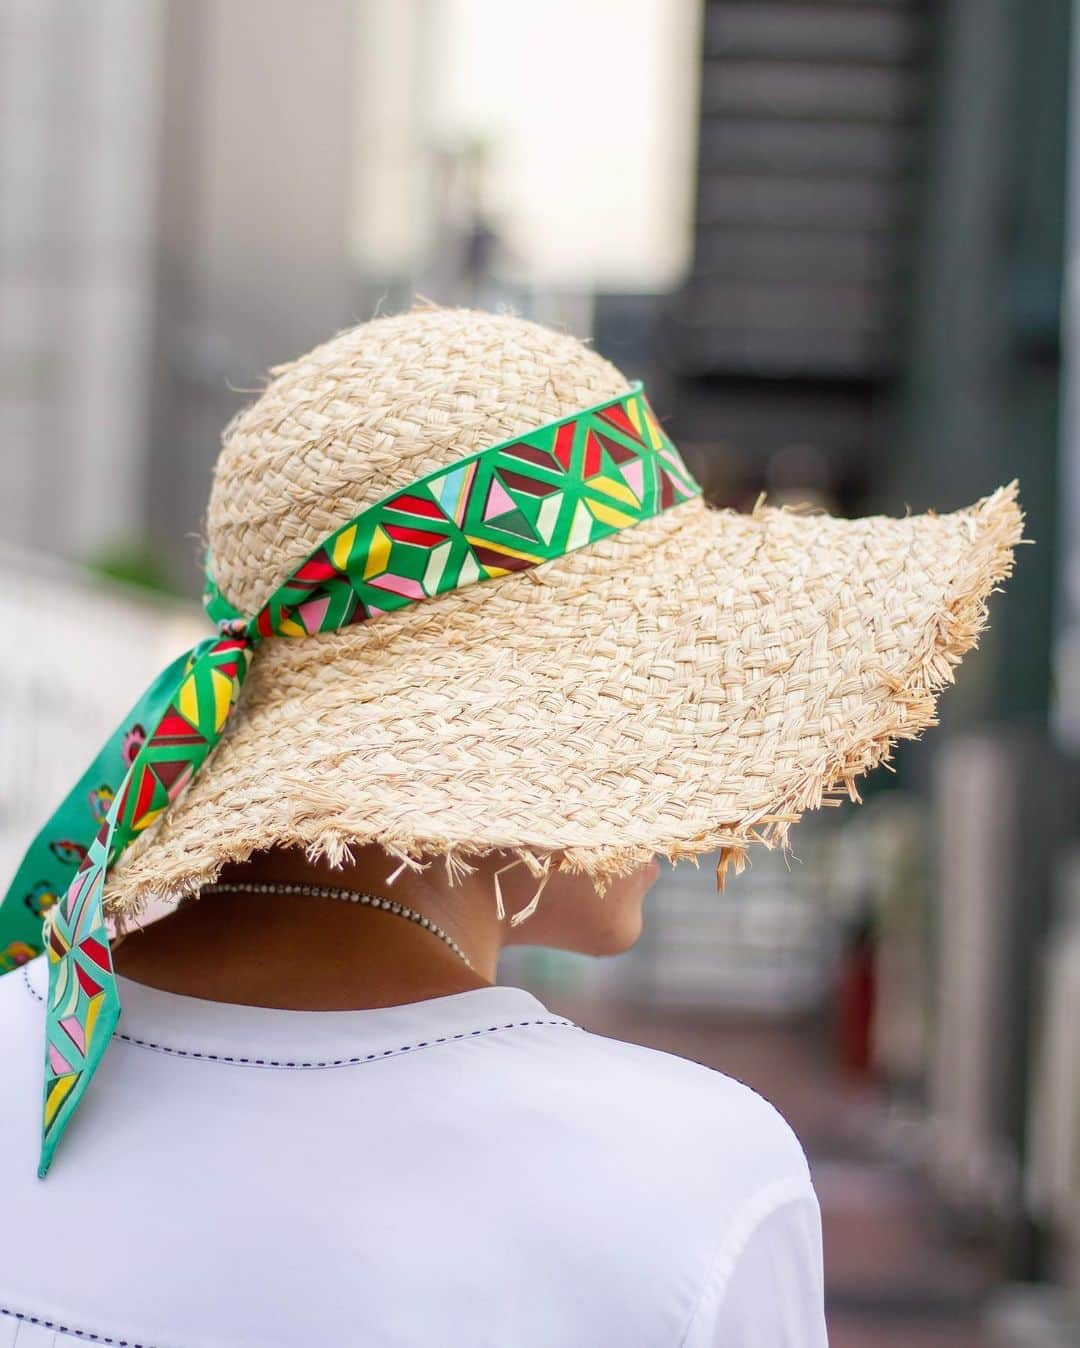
<box><xmin>106</xmin><ymin>484</ymin><xmax>1022</xmax><ymax>914</ymax></box>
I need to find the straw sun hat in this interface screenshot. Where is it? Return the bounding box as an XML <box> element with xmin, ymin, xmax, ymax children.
<box><xmin>96</xmin><ymin>304</ymin><xmax>1021</xmax><ymax>913</ymax></box>
<box><xmin>0</xmin><ymin>303</ymin><xmax>1025</xmax><ymax>1173</ymax></box>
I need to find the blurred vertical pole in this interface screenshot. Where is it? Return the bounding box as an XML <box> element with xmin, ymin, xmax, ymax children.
<box><xmin>1055</xmin><ymin>0</ymin><xmax>1080</xmax><ymax>748</ymax></box>
<box><xmin>1037</xmin><ymin>0</ymin><xmax>1080</xmax><ymax>1290</ymax></box>
<box><xmin>895</xmin><ymin>0</ymin><xmax>1063</xmax><ymax>727</ymax></box>
<box><xmin>901</xmin><ymin>0</ymin><xmax>1072</xmax><ymax>1279</ymax></box>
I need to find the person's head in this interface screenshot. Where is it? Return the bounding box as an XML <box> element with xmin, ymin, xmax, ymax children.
<box><xmin>101</xmin><ymin>309</ymin><xmax>687</xmax><ymax>999</ymax></box>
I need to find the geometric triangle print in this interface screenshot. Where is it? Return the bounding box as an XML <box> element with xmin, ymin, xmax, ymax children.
<box><xmin>486</xmin><ymin>507</ymin><xmax>539</xmax><ymax>543</ymax></box>
<box><xmin>495</xmin><ymin>466</ymin><xmax>560</xmax><ymax>499</ymax></box>
<box><xmin>597</xmin><ymin>401</ymin><xmax>642</xmax><ymax>442</ymax></box>
<box><xmin>594</xmin><ymin>430</ymin><xmax>638</xmax><ymax>466</ymax></box>
<box><xmin>484</xmin><ymin>477</ymin><xmax>516</xmax><ymax>521</ymax></box>
<box><xmin>49</xmin><ymin>1042</ymin><xmax>74</xmax><ymax>1077</ymax></box>
<box><xmin>153</xmin><ymin>708</ymin><xmax>204</xmax><ymax>745</ymax></box>
<box><xmin>297</xmin><ymin>595</ymin><xmax>332</xmax><ymax>634</ymax></box>
<box><xmin>621</xmin><ymin>458</ymin><xmax>645</xmax><ymax>504</ymax></box>
<box><xmin>583</xmin><ymin>432</ymin><xmax>604</xmax><ymax>479</ymax></box>
<box><xmin>130</xmin><ymin>766</ymin><xmax>159</xmax><ymax>828</ymax></box>
<box><xmin>149</xmin><ymin>759</ymin><xmax>191</xmax><ymax>794</ymax></box>
<box><xmin>291</xmin><ymin>549</ymin><xmax>339</xmax><ymax>590</ymax></box>
<box><xmin>59</xmin><ymin>1015</ymin><xmax>87</xmax><ymax>1055</ymax></box>
<box><xmin>74</xmin><ymin>961</ymin><xmax>103</xmax><ymax>999</ymax></box>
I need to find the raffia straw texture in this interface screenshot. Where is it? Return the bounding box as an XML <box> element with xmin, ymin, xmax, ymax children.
<box><xmin>106</xmin><ymin>307</ymin><xmax>1023</xmax><ymax>915</ymax></box>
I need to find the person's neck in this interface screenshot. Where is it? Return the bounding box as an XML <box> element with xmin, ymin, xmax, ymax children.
<box><xmin>112</xmin><ymin>847</ymin><xmax>502</xmax><ymax>1010</ymax></box>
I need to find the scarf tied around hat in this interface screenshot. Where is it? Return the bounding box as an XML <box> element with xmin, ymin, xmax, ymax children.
<box><xmin>0</xmin><ymin>383</ymin><xmax>700</xmax><ymax>1175</ymax></box>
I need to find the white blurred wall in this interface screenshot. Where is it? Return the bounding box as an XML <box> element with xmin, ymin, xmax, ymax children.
<box><xmin>352</xmin><ymin>0</ymin><xmax>703</xmax><ymax>291</ymax></box>
<box><xmin>0</xmin><ymin>0</ymin><xmax>165</xmax><ymax>557</ymax></box>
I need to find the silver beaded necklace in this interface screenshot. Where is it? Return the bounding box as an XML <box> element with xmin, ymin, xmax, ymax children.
<box><xmin>200</xmin><ymin>881</ymin><xmax>473</xmax><ymax>970</ymax></box>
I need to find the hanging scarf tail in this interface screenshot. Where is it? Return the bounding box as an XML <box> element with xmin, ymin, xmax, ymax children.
<box><xmin>38</xmin><ymin>828</ymin><xmax>122</xmax><ymax>1177</ymax></box>
<box><xmin>0</xmin><ymin>635</ymin><xmax>253</xmax><ymax>1174</ymax></box>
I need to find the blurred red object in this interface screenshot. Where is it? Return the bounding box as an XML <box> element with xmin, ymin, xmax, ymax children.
<box><xmin>836</xmin><ymin>917</ymin><xmax>876</xmax><ymax>1078</ymax></box>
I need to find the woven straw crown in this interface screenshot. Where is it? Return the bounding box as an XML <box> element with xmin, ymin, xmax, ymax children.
<box><xmin>208</xmin><ymin>307</ymin><xmax>631</xmax><ymax>613</ymax></box>
<box><xmin>106</xmin><ymin>306</ymin><xmax>1022</xmax><ymax>912</ymax></box>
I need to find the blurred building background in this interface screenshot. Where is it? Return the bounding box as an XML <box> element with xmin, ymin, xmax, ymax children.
<box><xmin>2</xmin><ymin>1</ymin><xmax>1080</xmax><ymax>1343</ymax></box>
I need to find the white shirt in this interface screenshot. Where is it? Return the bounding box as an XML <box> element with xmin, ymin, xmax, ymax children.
<box><xmin>0</xmin><ymin>956</ymin><xmax>827</xmax><ymax>1348</ymax></box>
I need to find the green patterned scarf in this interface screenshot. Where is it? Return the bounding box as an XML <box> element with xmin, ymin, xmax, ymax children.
<box><xmin>0</xmin><ymin>382</ymin><xmax>700</xmax><ymax>1175</ymax></box>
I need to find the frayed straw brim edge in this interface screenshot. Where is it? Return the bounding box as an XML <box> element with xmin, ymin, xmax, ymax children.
<box><xmin>695</xmin><ymin>478</ymin><xmax>1026</xmax><ymax>885</ymax></box>
<box><xmin>105</xmin><ymin>482</ymin><xmax>1024</xmax><ymax>924</ymax></box>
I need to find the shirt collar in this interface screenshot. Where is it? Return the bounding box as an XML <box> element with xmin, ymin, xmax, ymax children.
<box><xmin>24</xmin><ymin>955</ymin><xmax>565</xmax><ymax>1066</ymax></box>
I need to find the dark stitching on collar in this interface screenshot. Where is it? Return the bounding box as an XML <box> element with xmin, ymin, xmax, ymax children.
<box><xmin>0</xmin><ymin>1302</ymin><xmax>154</xmax><ymax>1346</ymax></box>
<box><xmin>109</xmin><ymin>1018</ymin><xmax>575</xmax><ymax>1067</ymax></box>
<box><xmin>22</xmin><ymin>968</ymin><xmax>575</xmax><ymax>1068</ymax></box>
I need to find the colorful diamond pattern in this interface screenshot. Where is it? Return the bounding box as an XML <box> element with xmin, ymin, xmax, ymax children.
<box><xmin>205</xmin><ymin>383</ymin><xmax>697</xmax><ymax>632</ymax></box>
